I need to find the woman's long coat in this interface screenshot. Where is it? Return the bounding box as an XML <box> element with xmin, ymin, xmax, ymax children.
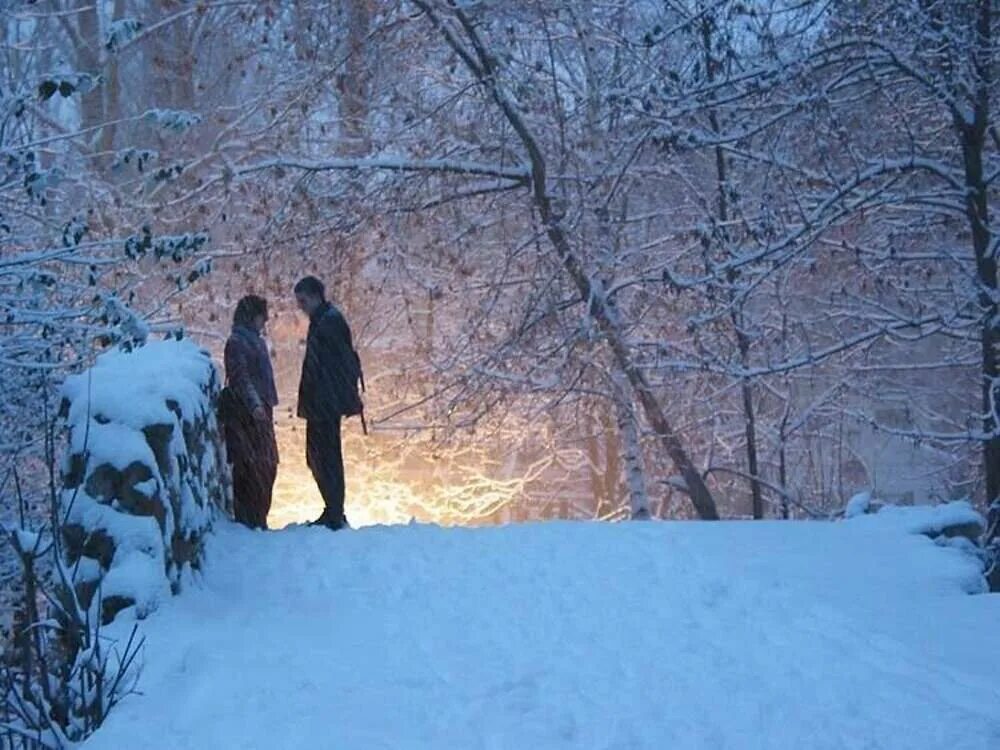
<box><xmin>223</xmin><ymin>325</ymin><xmax>279</xmax><ymax>528</ymax></box>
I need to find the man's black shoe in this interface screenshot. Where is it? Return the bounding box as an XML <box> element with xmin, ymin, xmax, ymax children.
<box><xmin>311</xmin><ymin>511</ymin><xmax>348</xmax><ymax>530</ymax></box>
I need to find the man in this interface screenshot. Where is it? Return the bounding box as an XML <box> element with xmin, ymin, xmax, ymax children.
<box><xmin>295</xmin><ymin>276</ymin><xmax>363</xmax><ymax>530</ymax></box>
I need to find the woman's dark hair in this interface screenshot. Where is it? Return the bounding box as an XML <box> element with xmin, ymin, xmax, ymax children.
<box><xmin>294</xmin><ymin>276</ymin><xmax>325</xmax><ymax>299</ymax></box>
<box><xmin>233</xmin><ymin>294</ymin><xmax>268</xmax><ymax>327</ymax></box>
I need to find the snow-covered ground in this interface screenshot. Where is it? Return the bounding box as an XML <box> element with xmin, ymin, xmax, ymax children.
<box><xmin>86</xmin><ymin>515</ymin><xmax>1000</xmax><ymax>750</ymax></box>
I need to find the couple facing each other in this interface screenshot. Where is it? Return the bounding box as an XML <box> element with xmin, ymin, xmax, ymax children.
<box><xmin>220</xmin><ymin>275</ymin><xmax>364</xmax><ymax>531</ymax></box>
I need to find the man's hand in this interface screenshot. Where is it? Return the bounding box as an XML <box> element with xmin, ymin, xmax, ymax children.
<box><xmin>252</xmin><ymin>405</ymin><xmax>268</xmax><ymax>423</ymax></box>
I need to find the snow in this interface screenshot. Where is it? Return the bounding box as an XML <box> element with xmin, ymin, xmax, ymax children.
<box><xmin>12</xmin><ymin>529</ymin><xmax>41</xmax><ymax>554</ymax></box>
<box><xmin>63</xmin><ymin>491</ymin><xmax>171</xmax><ymax>618</ymax></box>
<box><xmin>851</xmin><ymin>500</ymin><xmax>986</xmax><ymax>539</ymax></box>
<box><xmin>244</xmin><ymin>155</ymin><xmax>531</xmax><ymax>182</ymax></box>
<box><xmin>62</xmin><ymin>338</ymin><xmax>215</xmax><ymax>432</ymax></box>
<box><xmin>63</xmin><ymin>493</ymin><xmax>163</xmax><ymax>555</ymax></box>
<box><xmin>100</xmin><ymin>547</ymin><xmax>171</xmax><ymax>618</ymax></box>
<box><xmin>85</xmin><ymin>517</ymin><xmax>1000</xmax><ymax>750</ymax></box>
<box><xmin>134</xmin><ymin>478</ymin><xmax>158</xmax><ymax>498</ymax></box>
<box><xmin>844</xmin><ymin>490</ymin><xmax>872</xmax><ymax>518</ymax></box>
<box><xmin>70</xmin><ymin>420</ymin><xmax>159</xmax><ymax>473</ymax></box>
<box><xmin>105</xmin><ymin>18</ymin><xmax>143</xmax><ymax>52</ymax></box>
<box><xmin>60</xmin><ymin>337</ymin><xmax>225</xmax><ymax>615</ymax></box>
<box><xmin>142</xmin><ymin>109</ymin><xmax>202</xmax><ymax>133</ymax></box>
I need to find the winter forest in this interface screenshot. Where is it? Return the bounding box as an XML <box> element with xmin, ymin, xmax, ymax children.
<box><xmin>2</xmin><ymin>1</ymin><xmax>1000</xmax><ymax>748</ymax></box>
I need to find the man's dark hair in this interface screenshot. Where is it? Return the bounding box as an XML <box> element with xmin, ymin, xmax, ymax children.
<box><xmin>294</xmin><ymin>276</ymin><xmax>325</xmax><ymax>299</ymax></box>
<box><xmin>233</xmin><ymin>294</ymin><xmax>268</xmax><ymax>327</ymax></box>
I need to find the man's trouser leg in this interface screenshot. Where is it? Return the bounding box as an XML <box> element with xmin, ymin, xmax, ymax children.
<box><xmin>306</xmin><ymin>419</ymin><xmax>345</xmax><ymax>526</ymax></box>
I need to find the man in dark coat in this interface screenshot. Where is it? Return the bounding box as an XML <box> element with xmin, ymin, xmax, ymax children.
<box><xmin>222</xmin><ymin>294</ymin><xmax>279</xmax><ymax>530</ymax></box>
<box><xmin>294</xmin><ymin>276</ymin><xmax>363</xmax><ymax>530</ymax></box>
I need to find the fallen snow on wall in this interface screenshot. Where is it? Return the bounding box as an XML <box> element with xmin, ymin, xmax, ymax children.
<box><xmin>856</xmin><ymin>499</ymin><xmax>985</xmax><ymax>538</ymax></box>
<box><xmin>844</xmin><ymin>490</ymin><xmax>873</xmax><ymax>518</ymax></box>
<box><xmin>60</xmin><ymin>337</ymin><xmax>230</xmax><ymax>623</ymax></box>
<box><xmin>86</xmin><ymin>509</ymin><xmax>999</xmax><ymax>750</ymax></box>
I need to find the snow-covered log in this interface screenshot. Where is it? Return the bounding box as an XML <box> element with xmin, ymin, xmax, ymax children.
<box><xmin>59</xmin><ymin>337</ymin><xmax>230</xmax><ymax>624</ymax></box>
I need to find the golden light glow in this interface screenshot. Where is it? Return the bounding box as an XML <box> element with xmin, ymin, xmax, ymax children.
<box><xmin>267</xmin><ymin>413</ymin><xmax>527</xmax><ymax>529</ymax></box>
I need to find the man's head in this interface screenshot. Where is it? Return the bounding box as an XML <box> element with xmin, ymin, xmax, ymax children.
<box><xmin>233</xmin><ymin>294</ymin><xmax>269</xmax><ymax>333</ymax></box>
<box><xmin>294</xmin><ymin>276</ymin><xmax>326</xmax><ymax>317</ymax></box>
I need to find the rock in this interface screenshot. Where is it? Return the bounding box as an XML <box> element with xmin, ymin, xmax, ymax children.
<box><xmin>100</xmin><ymin>595</ymin><xmax>134</xmax><ymax>625</ymax></box>
<box><xmin>932</xmin><ymin>520</ymin><xmax>985</xmax><ymax>543</ymax></box>
<box><xmin>59</xmin><ymin>338</ymin><xmax>231</xmax><ymax>626</ymax></box>
<box><xmin>62</xmin><ymin>523</ymin><xmax>116</xmax><ymax>570</ymax></box>
<box><xmin>988</xmin><ymin>561</ymin><xmax>1000</xmax><ymax>593</ymax></box>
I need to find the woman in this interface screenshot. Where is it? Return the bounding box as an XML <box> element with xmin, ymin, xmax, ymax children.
<box><xmin>222</xmin><ymin>294</ymin><xmax>279</xmax><ymax>529</ymax></box>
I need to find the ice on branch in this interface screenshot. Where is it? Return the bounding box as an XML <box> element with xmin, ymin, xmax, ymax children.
<box><xmin>143</xmin><ymin>109</ymin><xmax>202</xmax><ymax>133</ymax></box>
<box><xmin>105</xmin><ymin>18</ymin><xmax>144</xmax><ymax>53</ymax></box>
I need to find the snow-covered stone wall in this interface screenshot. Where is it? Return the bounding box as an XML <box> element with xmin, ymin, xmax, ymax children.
<box><xmin>59</xmin><ymin>337</ymin><xmax>230</xmax><ymax>623</ymax></box>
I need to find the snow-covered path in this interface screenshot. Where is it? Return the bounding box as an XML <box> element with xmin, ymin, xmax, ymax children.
<box><xmin>87</xmin><ymin>518</ymin><xmax>1000</xmax><ymax>749</ymax></box>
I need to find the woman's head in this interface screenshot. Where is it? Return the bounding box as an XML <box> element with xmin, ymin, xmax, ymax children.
<box><xmin>233</xmin><ymin>294</ymin><xmax>269</xmax><ymax>332</ymax></box>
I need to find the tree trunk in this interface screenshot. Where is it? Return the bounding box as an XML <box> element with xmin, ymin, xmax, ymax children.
<box><xmin>338</xmin><ymin>0</ymin><xmax>372</xmax><ymax>158</ymax></box>
<box><xmin>962</xmin><ymin>0</ymin><xmax>999</xmax><ymax>552</ymax></box>
<box><xmin>741</xmin><ymin>367</ymin><xmax>764</xmax><ymax>519</ymax></box>
<box><xmin>702</xmin><ymin>14</ymin><xmax>764</xmax><ymax>519</ymax></box>
<box><xmin>415</xmin><ymin>0</ymin><xmax>720</xmax><ymax>519</ymax></box>
<box><xmin>612</xmin><ymin>372</ymin><xmax>650</xmax><ymax>518</ymax></box>
<box><xmin>586</xmin><ymin>412</ymin><xmax>605</xmax><ymax>517</ymax></box>
<box><xmin>98</xmin><ymin>0</ymin><xmax>127</xmax><ymax>156</ymax></box>
<box><xmin>75</xmin><ymin>3</ymin><xmax>103</xmax><ymax>147</ymax></box>
<box><xmin>778</xmin><ymin>404</ymin><xmax>791</xmax><ymax>520</ymax></box>
<box><xmin>602</xmin><ymin>406</ymin><xmax>620</xmax><ymax>512</ymax></box>
<box><xmin>336</xmin><ymin>1</ymin><xmax>372</xmax><ymax>310</ymax></box>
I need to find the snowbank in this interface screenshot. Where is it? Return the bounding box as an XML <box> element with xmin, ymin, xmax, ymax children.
<box><xmin>85</xmin><ymin>514</ymin><xmax>999</xmax><ymax>750</ymax></box>
<box><xmin>855</xmin><ymin>499</ymin><xmax>985</xmax><ymax>538</ymax></box>
<box><xmin>60</xmin><ymin>337</ymin><xmax>230</xmax><ymax>623</ymax></box>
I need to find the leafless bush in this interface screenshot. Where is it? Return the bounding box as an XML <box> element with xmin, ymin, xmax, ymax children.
<box><xmin>0</xmin><ymin>421</ymin><xmax>143</xmax><ymax>749</ymax></box>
